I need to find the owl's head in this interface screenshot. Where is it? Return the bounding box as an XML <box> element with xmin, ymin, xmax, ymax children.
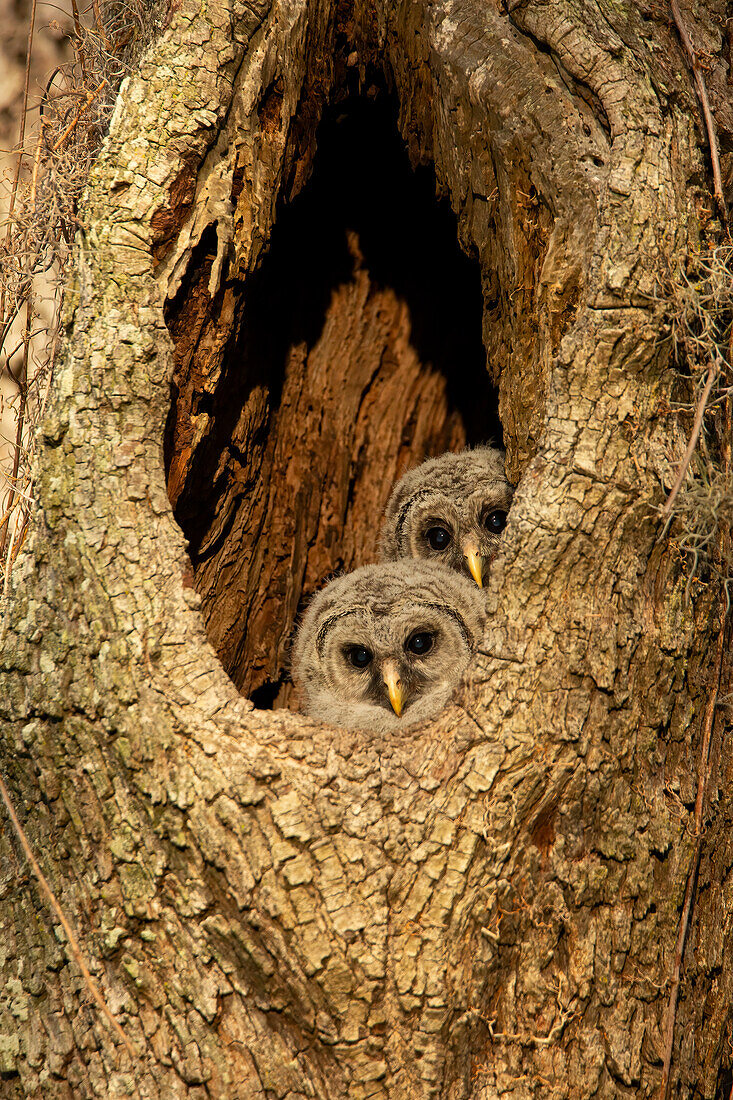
<box><xmin>379</xmin><ymin>446</ymin><xmax>513</xmax><ymax>586</ymax></box>
<box><xmin>291</xmin><ymin>560</ymin><xmax>486</xmax><ymax>732</ymax></box>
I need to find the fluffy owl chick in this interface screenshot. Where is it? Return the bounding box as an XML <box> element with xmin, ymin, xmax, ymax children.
<box><xmin>379</xmin><ymin>446</ymin><xmax>513</xmax><ymax>587</ymax></box>
<box><xmin>291</xmin><ymin>560</ymin><xmax>486</xmax><ymax>732</ymax></box>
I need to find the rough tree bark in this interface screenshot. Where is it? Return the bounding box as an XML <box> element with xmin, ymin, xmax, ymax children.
<box><xmin>1</xmin><ymin>0</ymin><xmax>732</xmax><ymax>1097</ymax></box>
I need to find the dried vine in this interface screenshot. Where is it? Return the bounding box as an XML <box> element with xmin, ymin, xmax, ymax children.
<box><xmin>0</xmin><ymin>0</ymin><xmax>164</xmax><ymax>586</ymax></box>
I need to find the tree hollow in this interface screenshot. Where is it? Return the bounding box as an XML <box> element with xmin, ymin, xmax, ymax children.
<box><xmin>164</xmin><ymin>91</ymin><xmax>501</xmax><ymax>704</ymax></box>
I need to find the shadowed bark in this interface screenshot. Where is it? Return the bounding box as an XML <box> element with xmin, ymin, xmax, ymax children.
<box><xmin>0</xmin><ymin>0</ymin><xmax>732</xmax><ymax>1097</ymax></box>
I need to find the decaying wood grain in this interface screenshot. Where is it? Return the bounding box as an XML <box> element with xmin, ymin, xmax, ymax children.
<box><xmin>165</xmin><ymin>96</ymin><xmax>497</xmax><ymax>699</ymax></box>
<box><xmin>0</xmin><ymin>0</ymin><xmax>731</xmax><ymax>1097</ymax></box>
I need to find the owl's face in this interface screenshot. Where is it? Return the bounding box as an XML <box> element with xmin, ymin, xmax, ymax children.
<box><xmin>379</xmin><ymin>447</ymin><xmax>513</xmax><ymax>587</ymax></box>
<box><xmin>292</xmin><ymin>561</ymin><xmax>486</xmax><ymax>732</ymax></box>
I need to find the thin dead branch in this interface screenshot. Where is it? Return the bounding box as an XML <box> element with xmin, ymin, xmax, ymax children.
<box><xmin>0</xmin><ymin>300</ymin><xmax>31</xmax><ymax>559</ymax></box>
<box><xmin>670</xmin><ymin>0</ymin><xmax>728</xmax><ymax>226</ymax></box>
<box><xmin>0</xmin><ymin>0</ymin><xmax>166</xmax><ymax>588</ymax></box>
<box><xmin>69</xmin><ymin>0</ymin><xmax>88</xmax><ymax>82</ymax></box>
<box><xmin>4</xmin><ymin>0</ymin><xmax>39</xmax><ymax>230</ymax></box>
<box><xmin>52</xmin><ymin>78</ymin><xmax>110</xmax><ymax>151</ymax></box>
<box><xmin>0</xmin><ymin>768</ymin><xmax>136</xmax><ymax>1058</ymax></box>
<box><xmin>660</xmin><ymin>360</ymin><xmax>726</xmax><ymax>1091</ymax></box>
<box><xmin>659</xmin><ymin>593</ymin><xmax>729</xmax><ymax>1098</ymax></box>
<box><xmin>660</xmin><ymin>246</ymin><xmax>733</xmax><ymax>594</ymax></box>
<box><xmin>662</xmin><ymin>359</ymin><xmax>718</xmax><ymax>520</ymax></box>
<box><xmin>659</xmin><ymin>257</ymin><xmax>732</xmax><ymax>1091</ymax></box>
<box><xmin>92</xmin><ymin>0</ymin><xmax>114</xmax><ymax>51</ymax></box>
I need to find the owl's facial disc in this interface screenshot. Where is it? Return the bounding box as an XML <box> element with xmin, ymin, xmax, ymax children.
<box><xmin>332</xmin><ymin>612</ymin><xmax>449</xmax><ymax>718</ymax></box>
<box><xmin>294</xmin><ymin>560</ymin><xmax>488</xmax><ymax>731</ymax></box>
<box><xmin>382</xmin><ymin>456</ymin><xmax>514</xmax><ymax>590</ymax></box>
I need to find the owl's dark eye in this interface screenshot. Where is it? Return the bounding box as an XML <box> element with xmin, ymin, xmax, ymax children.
<box><xmin>483</xmin><ymin>509</ymin><xmax>507</xmax><ymax>534</ymax></box>
<box><xmin>426</xmin><ymin>526</ymin><xmax>452</xmax><ymax>551</ymax></box>
<box><xmin>346</xmin><ymin>645</ymin><xmax>373</xmax><ymax>669</ymax></box>
<box><xmin>406</xmin><ymin>631</ymin><xmax>434</xmax><ymax>656</ymax></box>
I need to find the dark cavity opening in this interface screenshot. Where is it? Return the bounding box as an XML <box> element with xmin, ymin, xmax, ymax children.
<box><xmin>165</xmin><ymin>90</ymin><xmax>501</xmax><ymax>709</ymax></box>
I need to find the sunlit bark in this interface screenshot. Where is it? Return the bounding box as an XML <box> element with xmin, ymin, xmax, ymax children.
<box><xmin>0</xmin><ymin>0</ymin><xmax>731</xmax><ymax>1097</ymax></box>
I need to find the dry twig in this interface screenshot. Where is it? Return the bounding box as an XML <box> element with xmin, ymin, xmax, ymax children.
<box><xmin>0</xmin><ymin>298</ymin><xmax>31</xmax><ymax>559</ymax></box>
<box><xmin>52</xmin><ymin>78</ymin><xmax>110</xmax><ymax>152</ymax></box>
<box><xmin>659</xmin><ymin>615</ymin><xmax>727</xmax><ymax>1099</ymax></box>
<box><xmin>670</xmin><ymin>0</ymin><xmax>728</xmax><ymax>226</ymax></box>
<box><xmin>662</xmin><ymin>358</ymin><xmax>719</xmax><ymax>521</ymax></box>
<box><xmin>0</xmin><ymin>0</ymin><xmax>165</xmax><ymax>588</ymax></box>
<box><xmin>660</xmin><ymin>246</ymin><xmax>733</xmax><ymax>596</ymax></box>
<box><xmin>0</xmin><ymin>769</ymin><xmax>136</xmax><ymax>1058</ymax></box>
<box><xmin>660</xmin><ymin>372</ymin><xmax>732</xmax><ymax>1097</ymax></box>
<box><xmin>4</xmin><ymin>0</ymin><xmax>39</xmax><ymax>230</ymax></box>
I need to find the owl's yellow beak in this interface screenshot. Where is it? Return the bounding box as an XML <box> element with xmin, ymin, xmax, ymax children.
<box><xmin>462</xmin><ymin>538</ymin><xmax>484</xmax><ymax>588</ymax></box>
<box><xmin>382</xmin><ymin>661</ymin><xmax>404</xmax><ymax>716</ymax></box>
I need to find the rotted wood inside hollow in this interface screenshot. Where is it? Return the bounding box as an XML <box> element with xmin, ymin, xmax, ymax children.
<box><xmin>164</xmin><ymin>96</ymin><xmax>500</xmax><ymax>707</ymax></box>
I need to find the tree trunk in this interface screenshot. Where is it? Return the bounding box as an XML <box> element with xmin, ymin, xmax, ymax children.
<box><xmin>1</xmin><ymin>0</ymin><xmax>731</xmax><ymax>1096</ymax></box>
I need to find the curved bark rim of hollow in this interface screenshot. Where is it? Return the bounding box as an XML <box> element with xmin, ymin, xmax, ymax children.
<box><xmin>44</xmin><ymin>0</ymin><xmax>700</xmax><ymax>760</ymax></box>
<box><xmin>163</xmin><ymin>89</ymin><xmax>507</xmax><ymax>706</ymax></box>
